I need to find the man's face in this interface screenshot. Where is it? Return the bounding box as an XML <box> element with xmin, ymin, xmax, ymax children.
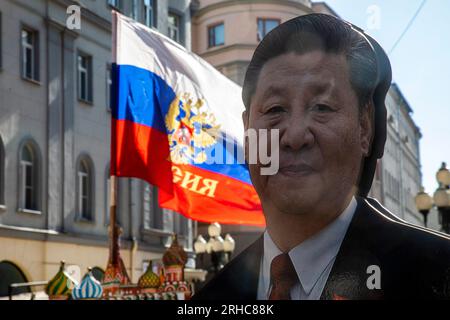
<box><xmin>243</xmin><ymin>51</ymin><xmax>372</xmax><ymax>217</ymax></box>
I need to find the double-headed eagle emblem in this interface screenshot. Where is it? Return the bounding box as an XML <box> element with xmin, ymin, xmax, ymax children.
<box><xmin>165</xmin><ymin>93</ymin><xmax>221</xmax><ymax>164</ymax></box>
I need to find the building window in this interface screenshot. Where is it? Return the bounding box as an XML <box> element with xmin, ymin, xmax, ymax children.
<box><xmin>144</xmin><ymin>0</ymin><xmax>155</xmax><ymax>28</ymax></box>
<box><xmin>142</xmin><ymin>182</ymin><xmax>161</xmax><ymax>229</ymax></box>
<box><xmin>106</xmin><ymin>64</ymin><xmax>112</xmax><ymax>111</ymax></box>
<box><xmin>174</xmin><ymin>214</ymin><xmax>189</xmax><ymax>240</ymax></box>
<box><xmin>77</xmin><ymin>53</ymin><xmax>93</xmax><ymax>103</ymax></box>
<box><xmin>19</xmin><ymin>143</ymin><xmax>40</xmax><ymax>212</ymax></box>
<box><xmin>257</xmin><ymin>18</ymin><xmax>280</xmax><ymax>41</ymax></box>
<box><xmin>208</xmin><ymin>23</ymin><xmax>224</xmax><ymax>48</ymax></box>
<box><xmin>0</xmin><ymin>136</ymin><xmax>4</xmax><ymax>205</ymax></box>
<box><xmin>108</xmin><ymin>0</ymin><xmax>121</xmax><ymax>9</ymax></box>
<box><xmin>131</xmin><ymin>0</ymin><xmax>139</xmax><ymax>20</ymax></box>
<box><xmin>168</xmin><ymin>12</ymin><xmax>180</xmax><ymax>43</ymax></box>
<box><xmin>0</xmin><ymin>261</ymin><xmax>30</xmax><ymax>297</ymax></box>
<box><xmin>21</xmin><ymin>28</ymin><xmax>39</xmax><ymax>81</ymax></box>
<box><xmin>77</xmin><ymin>157</ymin><xmax>94</xmax><ymax>221</ymax></box>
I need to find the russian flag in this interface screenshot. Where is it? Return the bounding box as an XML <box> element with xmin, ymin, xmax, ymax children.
<box><xmin>110</xmin><ymin>12</ymin><xmax>264</xmax><ymax>226</ymax></box>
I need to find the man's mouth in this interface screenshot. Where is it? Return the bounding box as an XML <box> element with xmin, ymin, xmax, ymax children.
<box><xmin>278</xmin><ymin>164</ymin><xmax>315</xmax><ymax>177</ymax></box>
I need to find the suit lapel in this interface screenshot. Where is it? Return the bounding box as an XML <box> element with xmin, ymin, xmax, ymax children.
<box><xmin>217</xmin><ymin>234</ymin><xmax>263</xmax><ymax>299</ymax></box>
<box><xmin>320</xmin><ymin>197</ymin><xmax>385</xmax><ymax>300</ymax></box>
<box><xmin>192</xmin><ymin>235</ymin><xmax>263</xmax><ymax>300</ymax></box>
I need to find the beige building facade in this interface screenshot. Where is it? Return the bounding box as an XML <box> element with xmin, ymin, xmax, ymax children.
<box><xmin>192</xmin><ymin>0</ymin><xmax>313</xmax><ymax>86</ymax></box>
<box><xmin>0</xmin><ymin>0</ymin><xmax>198</xmax><ymax>298</ymax></box>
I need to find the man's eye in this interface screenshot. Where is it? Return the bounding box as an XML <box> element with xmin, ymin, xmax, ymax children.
<box><xmin>265</xmin><ymin>105</ymin><xmax>285</xmax><ymax>114</ymax></box>
<box><xmin>312</xmin><ymin>104</ymin><xmax>334</xmax><ymax>113</ymax></box>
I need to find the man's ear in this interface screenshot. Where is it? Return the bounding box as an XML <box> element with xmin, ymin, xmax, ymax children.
<box><xmin>360</xmin><ymin>103</ymin><xmax>374</xmax><ymax>157</ymax></box>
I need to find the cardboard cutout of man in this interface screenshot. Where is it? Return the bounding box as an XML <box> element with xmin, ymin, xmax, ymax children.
<box><xmin>193</xmin><ymin>14</ymin><xmax>450</xmax><ymax>300</ymax></box>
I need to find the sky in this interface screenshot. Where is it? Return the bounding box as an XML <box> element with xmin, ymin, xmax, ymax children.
<box><xmin>313</xmin><ymin>0</ymin><xmax>450</xmax><ymax>196</ymax></box>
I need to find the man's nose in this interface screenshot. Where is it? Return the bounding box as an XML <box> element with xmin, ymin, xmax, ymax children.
<box><xmin>279</xmin><ymin>114</ymin><xmax>315</xmax><ymax>151</ymax></box>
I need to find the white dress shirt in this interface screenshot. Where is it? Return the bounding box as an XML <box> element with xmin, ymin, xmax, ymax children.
<box><xmin>257</xmin><ymin>196</ymin><xmax>357</xmax><ymax>300</ymax></box>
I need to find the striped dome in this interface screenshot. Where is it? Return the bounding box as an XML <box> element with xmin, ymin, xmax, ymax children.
<box><xmin>45</xmin><ymin>261</ymin><xmax>77</xmax><ymax>298</ymax></box>
<box><xmin>72</xmin><ymin>268</ymin><xmax>103</xmax><ymax>300</ymax></box>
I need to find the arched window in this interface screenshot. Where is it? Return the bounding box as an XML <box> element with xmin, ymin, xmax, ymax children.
<box><xmin>76</xmin><ymin>156</ymin><xmax>94</xmax><ymax>221</ymax></box>
<box><xmin>0</xmin><ymin>136</ymin><xmax>4</xmax><ymax>206</ymax></box>
<box><xmin>19</xmin><ymin>142</ymin><xmax>40</xmax><ymax>212</ymax></box>
<box><xmin>0</xmin><ymin>261</ymin><xmax>30</xmax><ymax>297</ymax></box>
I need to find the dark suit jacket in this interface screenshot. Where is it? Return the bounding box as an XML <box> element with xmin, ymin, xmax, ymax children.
<box><xmin>192</xmin><ymin>197</ymin><xmax>450</xmax><ymax>300</ymax></box>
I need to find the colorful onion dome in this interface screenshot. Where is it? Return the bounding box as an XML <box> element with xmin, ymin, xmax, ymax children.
<box><xmin>138</xmin><ymin>262</ymin><xmax>161</xmax><ymax>288</ymax></box>
<box><xmin>162</xmin><ymin>234</ymin><xmax>188</xmax><ymax>267</ymax></box>
<box><xmin>72</xmin><ymin>268</ymin><xmax>103</xmax><ymax>300</ymax></box>
<box><xmin>45</xmin><ymin>261</ymin><xmax>77</xmax><ymax>299</ymax></box>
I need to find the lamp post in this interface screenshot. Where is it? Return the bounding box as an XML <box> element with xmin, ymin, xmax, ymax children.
<box><xmin>415</xmin><ymin>162</ymin><xmax>450</xmax><ymax>233</ymax></box>
<box><xmin>194</xmin><ymin>222</ymin><xmax>235</xmax><ymax>275</ymax></box>
<box><xmin>414</xmin><ymin>187</ymin><xmax>433</xmax><ymax>227</ymax></box>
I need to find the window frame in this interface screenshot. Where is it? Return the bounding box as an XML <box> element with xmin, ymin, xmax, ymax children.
<box><xmin>142</xmin><ymin>181</ymin><xmax>162</xmax><ymax>230</ymax></box>
<box><xmin>17</xmin><ymin>141</ymin><xmax>41</xmax><ymax>214</ymax></box>
<box><xmin>75</xmin><ymin>155</ymin><xmax>95</xmax><ymax>222</ymax></box>
<box><xmin>168</xmin><ymin>11</ymin><xmax>180</xmax><ymax>43</ymax></box>
<box><xmin>22</xmin><ymin>156</ymin><xmax>34</xmax><ymax>211</ymax></box>
<box><xmin>257</xmin><ymin>17</ymin><xmax>281</xmax><ymax>42</ymax></box>
<box><xmin>144</xmin><ymin>0</ymin><xmax>156</xmax><ymax>28</ymax></box>
<box><xmin>20</xmin><ymin>26</ymin><xmax>40</xmax><ymax>82</ymax></box>
<box><xmin>107</xmin><ymin>0</ymin><xmax>121</xmax><ymax>9</ymax></box>
<box><xmin>77</xmin><ymin>51</ymin><xmax>93</xmax><ymax>104</ymax></box>
<box><xmin>207</xmin><ymin>22</ymin><xmax>225</xmax><ymax>48</ymax></box>
<box><xmin>131</xmin><ymin>0</ymin><xmax>139</xmax><ymax>20</ymax></box>
<box><xmin>78</xmin><ymin>160</ymin><xmax>89</xmax><ymax>220</ymax></box>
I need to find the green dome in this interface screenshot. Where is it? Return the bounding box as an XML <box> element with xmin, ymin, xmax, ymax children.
<box><xmin>138</xmin><ymin>262</ymin><xmax>161</xmax><ymax>289</ymax></box>
<box><xmin>45</xmin><ymin>261</ymin><xmax>76</xmax><ymax>297</ymax></box>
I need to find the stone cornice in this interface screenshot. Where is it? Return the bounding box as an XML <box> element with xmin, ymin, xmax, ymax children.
<box><xmin>194</xmin><ymin>0</ymin><xmax>313</xmax><ymax>19</ymax></box>
<box><xmin>200</xmin><ymin>43</ymin><xmax>256</xmax><ymax>58</ymax></box>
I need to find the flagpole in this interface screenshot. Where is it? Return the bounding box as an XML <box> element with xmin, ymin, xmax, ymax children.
<box><xmin>103</xmin><ymin>11</ymin><xmax>130</xmax><ymax>295</ymax></box>
<box><xmin>109</xmin><ymin>10</ymin><xmax>121</xmax><ymax>269</ymax></box>
<box><xmin>109</xmin><ymin>175</ymin><xmax>118</xmax><ymax>266</ymax></box>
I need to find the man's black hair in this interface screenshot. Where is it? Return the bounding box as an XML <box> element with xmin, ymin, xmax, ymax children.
<box><xmin>242</xmin><ymin>13</ymin><xmax>392</xmax><ymax>198</ymax></box>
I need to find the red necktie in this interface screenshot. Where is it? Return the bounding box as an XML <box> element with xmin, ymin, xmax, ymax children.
<box><xmin>268</xmin><ymin>253</ymin><xmax>298</xmax><ymax>300</ymax></box>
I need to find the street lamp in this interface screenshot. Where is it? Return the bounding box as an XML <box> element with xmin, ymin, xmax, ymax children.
<box><xmin>208</xmin><ymin>222</ymin><xmax>221</xmax><ymax>237</ymax></box>
<box><xmin>415</xmin><ymin>162</ymin><xmax>450</xmax><ymax>233</ymax></box>
<box><xmin>436</xmin><ymin>162</ymin><xmax>450</xmax><ymax>187</ymax></box>
<box><xmin>223</xmin><ymin>233</ymin><xmax>236</xmax><ymax>264</ymax></box>
<box><xmin>193</xmin><ymin>234</ymin><xmax>207</xmax><ymax>254</ymax></box>
<box><xmin>414</xmin><ymin>187</ymin><xmax>433</xmax><ymax>227</ymax></box>
<box><xmin>194</xmin><ymin>222</ymin><xmax>235</xmax><ymax>275</ymax></box>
